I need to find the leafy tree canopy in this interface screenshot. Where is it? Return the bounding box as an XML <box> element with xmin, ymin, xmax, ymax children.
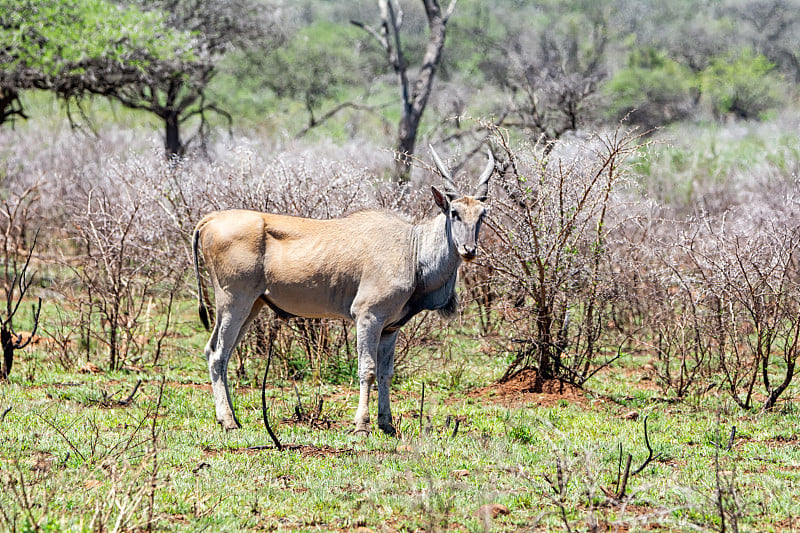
<box><xmin>258</xmin><ymin>22</ymin><xmax>381</xmax><ymax>107</ymax></box>
<box><xmin>698</xmin><ymin>49</ymin><xmax>788</xmax><ymax>119</ymax></box>
<box><xmin>603</xmin><ymin>48</ymin><xmax>696</xmax><ymax>127</ymax></box>
<box><xmin>0</xmin><ymin>0</ymin><xmax>196</xmax><ymax>96</ymax></box>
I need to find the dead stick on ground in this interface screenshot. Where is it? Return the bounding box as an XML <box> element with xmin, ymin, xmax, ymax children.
<box><xmin>631</xmin><ymin>415</ymin><xmax>657</xmax><ymax>476</ymax></box>
<box><xmin>1</xmin><ymin>406</ymin><xmax>11</xmax><ymax>423</ymax></box>
<box><xmin>261</xmin><ymin>342</ymin><xmax>283</xmax><ymax>451</ymax></box>
<box><xmin>120</xmin><ymin>379</ymin><xmax>142</xmax><ymax>405</ymax></box>
<box><xmin>419</xmin><ymin>382</ymin><xmax>425</xmax><ymax>434</ymax></box>
<box><xmin>725</xmin><ymin>425</ymin><xmax>736</xmax><ymax>451</ymax></box>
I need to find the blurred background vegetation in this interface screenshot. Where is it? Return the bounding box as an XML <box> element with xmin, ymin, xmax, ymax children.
<box><xmin>2</xmin><ymin>0</ymin><xmax>798</xmax><ymax>163</ymax></box>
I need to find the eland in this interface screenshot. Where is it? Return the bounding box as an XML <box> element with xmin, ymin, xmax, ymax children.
<box><xmin>192</xmin><ymin>147</ymin><xmax>494</xmax><ymax>435</ymax></box>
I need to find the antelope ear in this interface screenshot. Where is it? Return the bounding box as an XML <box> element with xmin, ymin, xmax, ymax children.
<box><xmin>431</xmin><ymin>186</ymin><xmax>450</xmax><ymax>213</ymax></box>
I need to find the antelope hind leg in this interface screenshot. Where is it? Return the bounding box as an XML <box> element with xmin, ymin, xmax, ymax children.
<box><xmin>207</xmin><ymin>300</ymin><xmax>257</xmax><ymax>430</ymax></box>
<box><xmin>377</xmin><ymin>330</ymin><xmax>399</xmax><ymax>437</ymax></box>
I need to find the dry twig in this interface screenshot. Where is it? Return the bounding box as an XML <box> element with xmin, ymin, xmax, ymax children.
<box><xmin>261</xmin><ymin>341</ymin><xmax>283</xmax><ymax>451</ymax></box>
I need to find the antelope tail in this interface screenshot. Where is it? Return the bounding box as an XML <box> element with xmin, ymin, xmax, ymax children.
<box><xmin>192</xmin><ymin>227</ymin><xmax>211</xmax><ymax>331</ymax></box>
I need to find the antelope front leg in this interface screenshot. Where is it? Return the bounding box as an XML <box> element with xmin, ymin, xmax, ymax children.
<box><xmin>354</xmin><ymin>315</ymin><xmax>381</xmax><ymax>435</ymax></box>
<box><xmin>377</xmin><ymin>330</ymin><xmax>399</xmax><ymax>437</ymax></box>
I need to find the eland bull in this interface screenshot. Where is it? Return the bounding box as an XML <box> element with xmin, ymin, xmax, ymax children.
<box><xmin>192</xmin><ymin>147</ymin><xmax>494</xmax><ymax>435</ymax></box>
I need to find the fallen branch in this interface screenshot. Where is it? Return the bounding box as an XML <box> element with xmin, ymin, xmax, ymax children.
<box><xmin>612</xmin><ymin>415</ymin><xmax>663</xmax><ymax>500</ymax></box>
<box><xmin>95</xmin><ymin>379</ymin><xmax>142</xmax><ymax>407</ymax></box>
<box><xmin>261</xmin><ymin>342</ymin><xmax>283</xmax><ymax>451</ymax></box>
<box><xmin>192</xmin><ymin>461</ymin><xmax>210</xmax><ymax>474</ymax></box>
<box><xmin>725</xmin><ymin>425</ymin><xmax>736</xmax><ymax>452</ymax></box>
<box><xmin>419</xmin><ymin>382</ymin><xmax>425</xmax><ymax>434</ymax></box>
<box><xmin>119</xmin><ymin>379</ymin><xmax>142</xmax><ymax>406</ymax></box>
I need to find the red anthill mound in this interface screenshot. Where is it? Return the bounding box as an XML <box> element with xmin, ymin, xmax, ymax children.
<box><xmin>469</xmin><ymin>367</ymin><xmax>589</xmax><ymax>408</ymax></box>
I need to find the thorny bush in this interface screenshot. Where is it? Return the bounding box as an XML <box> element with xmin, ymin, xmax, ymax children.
<box><xmin>483</xmin><ymin>124</ymin><xmax>644</xmax><ymax>387</ymax></box>
<box><xmin>3</xmin><ymin>121</ymin><xmax>800</xmax><ymax>409</ymax></box>
<box><xmin>674</xmin><ymin>210</ymin><xmax>800</xmax><ymax>409</ymax></box>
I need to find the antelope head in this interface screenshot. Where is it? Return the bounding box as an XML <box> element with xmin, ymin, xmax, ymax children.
<box><xmin>429</xmin><ymin>145</ymin><xmax>495</xmax><ymax>262</ymax></box>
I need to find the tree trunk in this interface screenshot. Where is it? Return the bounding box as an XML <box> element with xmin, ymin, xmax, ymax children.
<box><xmin>536</xmin><ymin>308</ymin><xmax>555</xmax><ymax>382</ymax></box>
<box><xmin>0</xmin><ymin>88</ymin><xmax>27</xmax><ymax>126</ymax></box>
<box><xmin>763</xmin><ymin>358</ymin><xmax>795</xmax><ymax>410</ymax></box>
<box><xmin>164</xmin><ymin>111</ymin><xmax>183</xmax><ymax>159</ymax></box>
<box><xmin>1</xmin><ymin>328</ymin><xmax>13</xmax><ymax>379</ymax></box>
<box><xmin>395</xmin><ymin>115</ymin><xmax>418</xmax><ymax>180</ymax></box>
<box><xmin>393</xmin><ymin>0</ymin><xmax>449</xmax><ymax>182</ymax></box>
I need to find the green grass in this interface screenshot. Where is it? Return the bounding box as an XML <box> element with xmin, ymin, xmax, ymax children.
<box><xmin>2</xmin><ymin>308</ymin><xmax>800</xmax><ymax>532</ymax></box>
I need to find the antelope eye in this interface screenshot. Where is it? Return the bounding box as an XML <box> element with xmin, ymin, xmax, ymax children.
<box><xmin>451</xmin><ymin>210</ymin><xmax>461</xmax><ymax>221</ymax></box>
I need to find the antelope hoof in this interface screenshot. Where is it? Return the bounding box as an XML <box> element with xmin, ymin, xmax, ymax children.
<box><xmin>219</xmin><ymin>418</ymin><xmax>241</xmax><ymax>431</ymax></box>
<box><xmin>379</xmin><ymin>423</ymin><xmax>397</xmax><ymax>438</ymax></box>
<box><xmin>354</xmin><ymin>422</ymin><xmax>371</xmax><ymax>436</ymax></box>
<box><xmin>377</xmin><ymin>415</ymin><xmax>396</xmax><ymax>437</ymax></box>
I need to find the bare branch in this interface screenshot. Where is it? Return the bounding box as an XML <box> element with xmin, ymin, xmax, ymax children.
<box><xmin>10</xmin><ymin>298</ymin><xmax>41</xmax><ymax>350</ymax></box>
<box><xmin>443</xmin><ymin>0</ymin><xmax>457</xmax><ymax>21</ymax></box>
<box><xmin>261</xmin><ymin>339</ymin><xmax>283</xmax><ymax>451</ymax></box>
<box><xmin>295</xmin><ymin>101</ymin><xmax>389</xmax><ymax>139</ymax></box>
<box><xmin>419</xmin><ymin>381</ymin><xmax>425</xmax><ymax>434</ymax></box>
<box><xmin>632</xmin><ymin>415</ymin><xmax>661</xmax><ymax>476</ymax></box>
<box><xmin>350</xmin><ymin>20</ymin><xmax>389</xmax><ymax>51</ymax></box>
<box><xmin>119</xmin><ymin>379</ymin><xmax>142</xmax><ymax>406</ymax></box>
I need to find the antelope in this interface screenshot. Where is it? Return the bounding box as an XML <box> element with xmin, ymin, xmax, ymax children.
<box><xmin>192</xmin><ymin>147</ymin><xmax>494</xmax><ymax>435</ymax></box>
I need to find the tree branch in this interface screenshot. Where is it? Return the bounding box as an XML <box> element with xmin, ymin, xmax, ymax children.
<box><xmin>350</xmin><ymin>20</ymin><xmax>389</xmax><ymax>52</ymax></box>
<box><xmin>294</xmin><ymin>101</ymin><xmax>389</xmax><ymax>138</ymax></box>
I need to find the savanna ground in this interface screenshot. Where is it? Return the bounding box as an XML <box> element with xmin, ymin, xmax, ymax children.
<box><xmin>3</xmin><ymin>104</ymin><xmax>800</xmax><ymax>532</ymax></box>
<box><xmin>3</xmin><ymin>305</ymin><xmax>800</xmax><ymax>532</ymax></box>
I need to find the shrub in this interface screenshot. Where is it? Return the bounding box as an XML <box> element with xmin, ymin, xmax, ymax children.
<box><xmin>697</xmin><ymin>49</ymin><xmax>789</xmax><ymax>120</ymax></box>
<box><xmin>603</xmin><ymin>48</ymin><xmax>696</xmax><ymax>129</ymax></box>
<box><xmin>485</xmin><ymin>123</ymin><xmax>645</xmax><ymax>386</ymax></box>
<box><xmin>678</xmin><ymin>210</ymin><xmax>800</xmax><ymax>409</ymax></box>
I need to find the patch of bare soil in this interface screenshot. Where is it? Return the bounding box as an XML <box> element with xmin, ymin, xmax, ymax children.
<box><xmin>202</xmin><ymin>443</ymin><xmax>354</xmax><ymax>458</ymax></box>
<box><xmin>762</xmin><ymin>434</ymin><xmax>800</xmax><ymax>446</ymax></box>
<box><xmin>775</xmin><ymin>516</ymin><xmax>800</xmax><ymax>531</ymax></box>
<box><xmin>161</xmin><ymin>380</ymin><xmax>211</xmax><ymax>391</ymax></box>
<box><xmin>468</xmin><ymin>367</ymin><xmax>591</xmax><ymax>408</ymax></box>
